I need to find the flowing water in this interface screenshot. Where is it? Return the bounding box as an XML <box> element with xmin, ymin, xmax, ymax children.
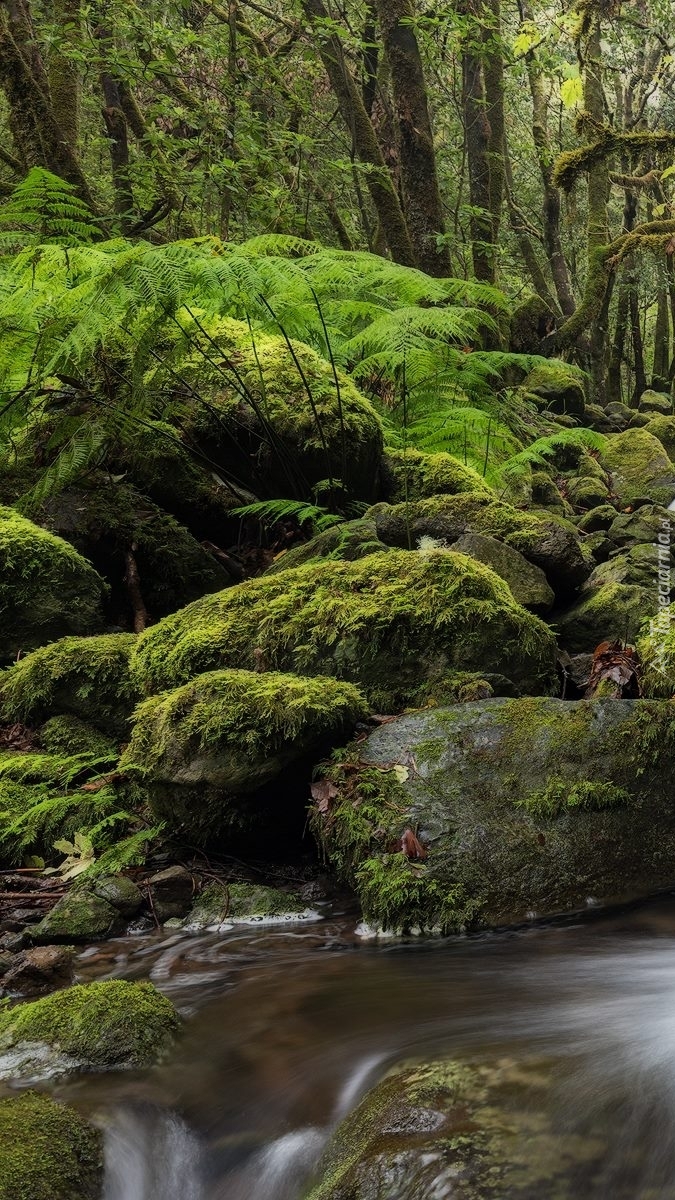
<box><xmin>16</xmin><ymin>896</ymin><xmax>675</xmax><ymax>1199</ymax></box>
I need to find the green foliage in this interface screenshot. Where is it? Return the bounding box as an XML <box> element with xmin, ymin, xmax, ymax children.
<box><xmin>0</xmin><ymin>169</ymin><xmax>99</xmax><ymax>249</ymax></box>
<box><xmin>381</xmin><ymin>446</ymin><xmax>492</xmax><ymax>503</ymax></box>
<box><xmin>520</xmin><ymin>776</ymin><xmax>629</xmax><ymax>819</ymax></box>
<box><xmin>0</xmin><ymin>980</ymin><xmax>179</xmax><ymax>1070</ymax></box>
<box><xmin>230</xmin><ymin>498</ymin><xmax>345</xmax><ymax>532</ymax></box>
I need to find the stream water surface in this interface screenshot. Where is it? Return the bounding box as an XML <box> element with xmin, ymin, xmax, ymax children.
<box><xmin>19</xmin><ymin>896</ymin><xmax>675</xmax><ymax>1199</ymax></box>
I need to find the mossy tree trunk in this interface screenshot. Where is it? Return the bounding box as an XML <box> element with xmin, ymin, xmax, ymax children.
<box><xmin>373</xmin><ymin>0</ymin><xmax>450</xmax><ymax>277</ymax></box>
<box><xmin>653</xmin><ymin>272</ymin><xmax>670</xmax><ymax>384</ymax></box>
<box><xmin>48</xmin><ymin>0</ymin><xmax>81</xmax><ymax>153</ymax></box>
<box><xmin>301</xmin><ymin>0</ymin><xmax>417</xmax><ymax>269</ymax></box>
<box><xmin>459</xmin><ymin>0</ymin><xmax>504</xmax><ymax>285</ymax></box>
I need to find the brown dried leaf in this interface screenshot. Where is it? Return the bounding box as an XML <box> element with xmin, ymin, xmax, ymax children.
<box><xmin>310</xmin><ymin>779</ymin><xmax>339</xmax><ymax>814</ymax></box>
<box><xmin>400</xmin><ymin>828</ymin><xmax>427</xmax><ymax>860</ymax></box>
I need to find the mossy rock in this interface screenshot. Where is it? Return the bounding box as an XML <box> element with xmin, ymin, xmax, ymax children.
<box><xmin>521</xmin><ymin>361</ymin><xmax>586</xmax><ymax>417</ymax></box>
<box><xmin>370</xmin><ymin>494</ymin><xmax>589</xmax><ymax>595</ymax></box>
<box><xmin>637</xmin><ymin>604</ymin><xmax>675</xmax><ymax>697</ymax></box>
<box><xmin>264</xmin><ymin>519</ymin><xmax>390</xmax><ymax>575</ymax></box>
<box><xmin>0</xmin><ymin>1091</ymin><xmax>103</xmax><ymax>1200</ymax></box>
<box><xmin>313</xmin><ymin>699</ymin><xmax>675</xmax><ymax>933</ymax></box>
<box><xmin>451</xmin><ymin>533</ymin><xmax>554</xmax><ymax>612</ymax></box>
<box><xmin>39</xmin><ymin>713</ymin><xmax>117</xmax><ymax>760</ymax></box>
<box><xmin>123</xmin><ymin>669</ymin><xmax>368</xmax><ymax>835</ymax></box>
<box><xmin>577</xmin><ymin>504</ymin><xmax>618</xmax><ymax>534</ymax></box>
<box><xmin>180</xmin><ymin>880</ymin><xmax>313</xmax><ymax>929</ymax></box>
<box><xmin>379</xmin><ymin>447</ymin><xmax>492</xmax><ymax>504</ymax></box>
<box><xmin>509</xmin><ymin>294</ymin><xmax>557</xmax><ymax>354</ymax></box>
<box><xmin>644</xmin><ymin>415</ymin><xmax>675</xmax><ymax>461</ymax></box>
<box><xmin>0</xmin><ymin>979</ymin><xmax>179</xmax><ymax>1078</ymax></box>
<box><xmin>530</xmin><ymin>471</ymin><xmax>569</xmax><ymax>515</ymax></box>
<box><xmin>130</xmin><ymin>551</ymin><xmax>557</xmax><ymax>708</ymax></box>
<box><xmin>607</xmin><ymin>504</ymin><xmax>675</xmax><ymax>550</ymax></box>
<box><xmin>638</xmin><ymin>388</ymin><xmax>672</xmax><ymax>415</ymax></box>
<box><xmin>0</xmin><ymin>633</ymin><xmax>138</xmax><ymax>737</ymax></box>
<box><xmin>565</xmin><ymin>475</ymin><xmax>610</xmax><ymax>509</ymax></box>
<box><xmin>174</xmin><ymin>316</ymin><xmax>384</xmax><ymax>503</ymax></box>
<box><xmin>31</xmin><ymin>890</ymin><xmax>123</xmax><ymax>944</ymax></box>
<box><xmin>42</xmin><ymin>478</ymin><xmax>232</xmax><ymax>619</ymax></box>
<box><xmin>600</xmin><ymin>429</ymin><xmax>675</xmax><ymax>507</ymax></box>
<box><xmin>307</xmin><ymin>1056</ymin><xmax>612</xmax><ymax>1200</ymax></box>
<box><xmin>0</xmin><ymin>506</ymin><xmax>105</xmax><ymax>661</ymax></box>
<box><xmin>557</xmin><ymin>543</ymin><xmax>669</xmax><ymax>651</ymax></box>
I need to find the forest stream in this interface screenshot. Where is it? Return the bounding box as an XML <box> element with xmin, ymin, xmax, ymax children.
<box><xmin>25</xmin><ymin>896</ymin><xmax>675</xmax><ymax>1200</ymax></box>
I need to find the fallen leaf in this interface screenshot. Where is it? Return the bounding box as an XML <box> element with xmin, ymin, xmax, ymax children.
<box><xmin>310</xmin><ymin>779</ymin><xmax>338</xmax><ymax>814</ymax></box>
<box><xmin>401</xmin><ymin>828</ymin><xmax>427</xmax><ymax>860</ymax></box>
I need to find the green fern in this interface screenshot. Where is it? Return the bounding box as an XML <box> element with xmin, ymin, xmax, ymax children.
<box><xmin>231</xmin><ymin>498</ymin><xmax>344</xmax><ymax>532</ymax></box>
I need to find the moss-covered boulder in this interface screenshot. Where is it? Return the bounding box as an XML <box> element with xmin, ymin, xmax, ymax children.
<box><xmin>123</xmin><ymin>669</ymin><xmax>368</xmax><ymax>835</ymax></box>
<box><xmin>174</xmin><ymin>317</ymin><xmax>384</xmax><ymax>502</ymax></box>
<box><xmin>521</xmin><ymin>361</ymin><xmax>586</xmax><ymax>417</ymax></box>
<box><xmin>509</xmin><ymin>294</ymin><xmax>557</xmax><ymax>354</ymax></box>
<box><xmin>557</xmin><ymin>546</ymin><xmax>665</xmax><ymax>652</ymax></box>
<box><xmin>379</xmin><ymin>447</ymin><xmax>492</xmax><ymax>504</ymax></box>
<box><xmin>639</xmin><ymin>388</ymin><xmax>672</xmax><ymax>415</ymax></box>
<box><xmin>0</xmin><ymin>979</ymin><xmax>179</xmax><ymax>1078</ymax></box>
<box><xmin>131</xmin><ymin>552</ymin><xmax>557</xmax><ymax>707</ymax></box>
<box><xmin>307</xmin><ymin>1056</ymin><xmax>611</xmax><ymax>1200</ymax></box>
<box><xmin>607</xmin><ymin>503</ymin><xmax>675</xmax><ymax>549</ymax></box>
<box><xmin>43</xmin><ymin>479</ymin><xmax>232</xmax><ymax>619</ymax></box>
<box><xmin>600</xmin><ymin>429</ymin><xmax>675</xmax><ymax>507</ymax></box>
<box><xmin>0</xmin><ymin>506</ymin><xmax>105</xmax><ymax>660</ymax></box>
<box><xmin>313</xmin><ymin>698</ymin><xmax>675</xmax><ymax>933</ymax></box>
<box><xmin>577</xmin><ymin>504</ymin><xmax>619</xmax><ymax>534</ymax></box>
<box><xmin>644</xmin><ymin>415</ymin><xmax>675</xmax><ymax>460</ymax></box>
<box><xmin>0</xmin><ymin>1091</ymin><xmax>103</xmax><ymax>1200</ymax></box>
<box><xmin>370</xmin><ymin>494</ymin><xmax>589</xmax><ymax>595</ymax></box>
<box><xmin>565</xmin><ymin>475</ymin><xmax>610</xmax><ymax>509</ymax></box>
<box><xmin>0</xmin><ymin>633</ymin><xmax>137</xmax><ymax>736</ymax></box>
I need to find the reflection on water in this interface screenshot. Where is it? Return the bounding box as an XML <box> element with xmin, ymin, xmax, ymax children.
<box><xmin>24</xmin><ymin>897</ymin><xmax>675</xmax><ymax>1198</ymax></box>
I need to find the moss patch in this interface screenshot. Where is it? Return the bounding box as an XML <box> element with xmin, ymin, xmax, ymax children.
<box><xmin>130</xmin><ymin>551</ymin><xmax>557</xmax><ymax>707</ymax></box>
<box><xmin>0</xmin><ymin>1091</ymin><xmax>103</xmax><ymax>1200</ymax></box>
<box><xmin>380</xmin><ymin>446</ymin><xmax>492</xmax><ymax>503</ymax></box>
<box><xmin>0</xmin><ymin>979</ymin><xmax>179</xmax><ymax>1070</ymax></box>
<box><xmin>600</xmin><ymin>429</ymin><xmax>675</xmax><ymax>507</ymax></box>
<box><xmin>0</xmin><ymin>505</ymin><xmax>105</xmax><ymax>660</ymax></box>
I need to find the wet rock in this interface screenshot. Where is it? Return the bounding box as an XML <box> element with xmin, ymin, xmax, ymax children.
<box><xmin>147</xmin><ymin>865</ymin><xmax>194</xmax><ymax>922</ymax></box>
<box><xmin>312</xmin><ymin>698</ymin><xmax>675</xmax><ymax>933</ymax></box>
<box><xmin>31</xmin><ymin>889</ymin><xmax>122</xmax><ymax>944</ymax></box>
<box><xmin>0</xmin><ymin>1090</ymin><xmax>103</xmax><ymax>1199</ymax></box>
<box><xmin>1</xmin><ymin>907</ymin><xmax>44</xmax><ymax>931</ymax></box>
<box><xmin>1</xmin><ymin>945</ymin><xmax>74</xmax><ymax>996</ymax></box>
<box><xmin>0</xmin><ymin>979</ymin><xmax>180</xmax><ymax>1080</ymax></box>
<box><xmin>600</xmin><ymin>429</ymin><xmax>675</xmax><ymax>508</ymax></box>
<box><xmin>180</xmin><ymin>881</ymin><xmax>317</xmax><ymax>931</ymax></box>
<box><xmin>307</xmin><ymin>1056</ymin><xmax>608</xmax><ymax>1200</ymax></box>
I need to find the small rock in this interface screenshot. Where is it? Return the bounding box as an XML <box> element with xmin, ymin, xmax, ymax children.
<box><xmin>2</xmin><ymin>907</ymin><xmax>45</xmax><ymax>930</ymax></box>
<box><xmin>2</xmin><ymin>945</ymin><xmax>74</xmax><ymax>996</ymax></box>
<box><xmin>147</xmin><ymin>865</ymin><xmax>194</xmax><ymax>922</ymax></box>
<box><xmin>92</xmin><ymin>874</ymin><xmax>143</xmax><ymax>917</ymax></box>
<box><xmin>31</xmin><ymin>890</ymin><xmax>122</xmax><ymax>944</ymax></box>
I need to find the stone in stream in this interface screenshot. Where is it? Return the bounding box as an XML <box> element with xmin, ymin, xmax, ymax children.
<box><xmin>312</xmin><ymin>698</ymin><xmax>675</xmax><ymax>935</ymax></box>
<box><xmin>0</xmin><ymin>1090</ymin><xmax>103</xmax><ymax>1199</ymax></box>
<box><xmin>0</xmin><ymin>978</ymin><xmax>179</xmax><ymax>1080</ymax></box>
<box><xmin>175</xmin><ymin>881</ymin><xmax>318</xmax><ymax>931</ymax></box>
<box><xmin>306</xmin><ymin>1057</ymin><xmax>607</xmax><ymax>1200</ymax></box>
<box><xmin>0</xmin><ymin>944</ymin><xmax>74</xmax><ymax>996</ymax></box>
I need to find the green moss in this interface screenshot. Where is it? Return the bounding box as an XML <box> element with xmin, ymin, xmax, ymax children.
<box><xmin>263</xmin><ymin>519</ymin><xmax>390</xmax><ymax>575</ymax></box>
<box><xmin>558</xmin><ymin>580</ymin><xmax>657</xmax><ymax>653</ymax></box>
<box><xmin>39</xmin><ymin>714</ymin><xmax>116</xmax><ymax>759</ymax></box>
<box><xmin>600</xmin><ymin>428</ymin><xmax>675</xmax><ymax>506</ymax></box>
<box><xmin>0</xmin><ymin>505</ymin><xmax>105</xmax><ymax>660</ymax></box>
<box><xmin>0</xmin><ymin>979</ymin><xmax>179</xmax><ymax>1069</ymax></box>
<box><xmin>637</xmin><ymin>605</ymin><xmax>675</xmax><ymax>697</ymax></box>
<box><xmin>227</xmin><ymin>883</ymin><xmax>307</xmax><ymax>918</ymax></box>
<box><xmin>644</xmin><ymin>415</ymin><xmax>675</xmax><ymax>461</ymax></box>
<box><xmin>124</xmin><ymin>668</ymin><xmax>367</xmax><ymax>787</ymax></box>
<box><xmin>520</xmin><ymin>776</ymin><xmax>629</xmax><ymax>819</ymax></box>
<box><xmin>0</xmin><ymin>1091</ymin><xmax>103</xmax><ymax>1200</ymax></box>
<box><xmin>521</xmin><ymin>361</ymin><xmax>586</xmax><ymax>416</ymax></box>
<box><xmin>0</xmin><ymin>633</ymin><xmax>138</xmax><ymax>734</ymax></box>
<box><xmin>131</xmin><ymin>550</ymin><xmax>556</xmax><ymax>707</ymax></box>
<box><xmin>380</xmin><ymin>446</ymin><xmax>492</xmax><ymax>504</ymax></box>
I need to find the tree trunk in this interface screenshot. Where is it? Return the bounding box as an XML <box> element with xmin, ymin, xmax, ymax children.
<box><xmin>301</xmin><ymin>0</ymin><xmax>416</xmax><ymax>268</ymax></box>
<box><xmin>373</xmin><ymin>0</ymin><xmax>449</xmax><ymax>276</ymax></box>
<box><xmin>607</xmin><ymin>285</ymin><xmax>628</xmax><ymax>404</ymax></box>
<box><xmin>652</xmin><ymin>276</ymin><xmax>670</xmax><ymax>384</ymax></box>
<box><xmin>49</xmin><ymin>0</ymin><xmax>81</xmax><ymax>152</ymax></box>
<box><xmin>461</xmin><ymin>14</ymin><xmax>493</xmax><ymax>282</ymax></box>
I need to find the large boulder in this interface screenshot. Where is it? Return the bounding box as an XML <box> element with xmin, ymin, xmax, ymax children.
<box><xmin>600</xmin><ymin>429</ymin><xmax>675</xmax><ymax>507</ymax></box>
<box><xmin>173</xmin><ymin>317</ymin><xmax>384</xmax><ymax>503</ymax></box>
<box><xmin>638</xmin><ymin>388</ymin><xmax>672</xmax><ymax>415</ymax></box>
<box><xmin>123</xmin><ymin>668</ymin><xmax>368</xmax><ymax>837</ymax></box>
<box><xmin>0</xmin><ymin>1091</ymin><xmax>102</xmax><ymax>1200</ymax></box>
<box><xmin>644</xmin><ymin>415</ymin><xmax>675</xmax><ymax>460</ymax></box>
<box><xmin>130</xmin><ymin>551</ymin><xmax>557</xmax><ymax>707</ymax></box>
<box><xmin>0</xmin><ymin>979</ymin><xmax>179</xmax><ymax>1079</ymax></box>
<box><xmin>521</xmin><ymin>361</ymin><xmax>586</xmax><ymax>417</ymax></box>
<box><xmin>0</xmin><ymin>506</ymin><xmax>104</xmax><ymax>660</ymax></box>
<box><xmin>312</xmin><ymin>698</ymin><xmax>675</xmax><ymax>933</ymax></box>
<box><xmin>307</xmin><ymin>1057</ymin><xmax>610</xmax><ymax>1200</ymax></box>
<box><xmin>370</xmin><ymin>494</ymin><xmax>590</xmax><ymax>595</ymax></box>
<box><xmin>451</xmin><ymin>533</ymin><xmax>554</xmax><ymax>612</ymax></box>
<box><xmin>0</xmin><ymin>632</ymin><xmax>137</xmax><ymax>735</ymax></box>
